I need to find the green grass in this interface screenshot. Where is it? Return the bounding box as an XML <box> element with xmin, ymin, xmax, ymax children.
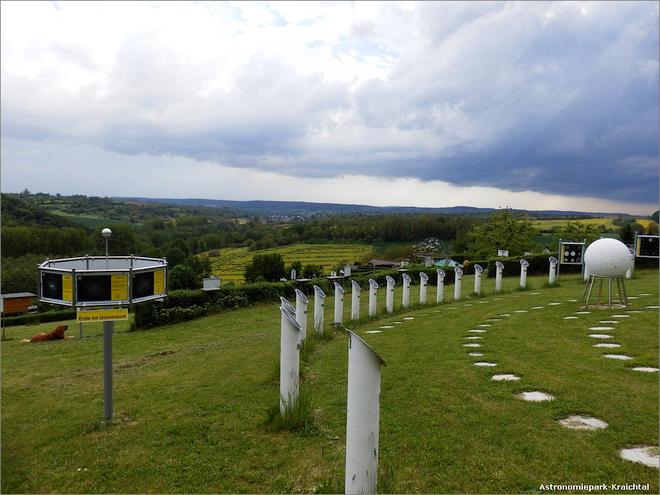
<box><xmin>201</xmin><ymin>243</ymin><xmax>373</xmax><ymax>284</ymax></box>
<box><xmin>2</xmin><ymin>271</ymin><xmax>658</xmax><ymax>493</ymax></box>
<box><xmin>532</xmin><ymin>217</ymin><xmax>618</xmax><ymax>230</ymax></box>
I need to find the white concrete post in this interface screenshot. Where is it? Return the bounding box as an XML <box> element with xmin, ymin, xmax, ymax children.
<box><xmin>495</xmin><ymin>261</ymin><xmax>504</xmax><ymax>293</ymax></box>
<box><xmin>368</xmin><ymin>279</ymin><xmax>378</xmax><ymax>317</ymax></box>
<box><xmin>290</xmin><ymin>268</ymin><xmax>297</xmax><ymax>280</ymax></box>
<box><xmin>351</xmin><ymin>280</ymin><xmax>361</xmax><ymax>321</ymax></box>
<box><xmin>344</xmin><ymin>265</ymin><xmax>352</xmax><ymax>277</ymax></box>
<box><xmin>625</xmin><ymin>253</ymin><xmax>634</xmax><ymax>279</ymax></box>
<box><xmin>334</xmin><ymin>282</ymin><xmax>345</xmax><ymax>324</ymax></box>
<box><xmin>548</xmin><ymin>257</ymin><xmax>558</xmax><ymax>285</ymax></box>
<box><xmin>401</xmin><ymin>273</ymin><xmax>411</xmax><ymax>308</ymax></box>
<box><xmin>473</xmin><ymin>264</ymin><xmax>483</xmax><ymax>295</ymax></box>
<box><xmin>436</xmin><ymin>269</ymin><xmax>445</xmax><ymax>303</ymax></box>
<box><xmin>453</xmin><ymin>267</ymin><xmax>463</xmax><ymax>301</ymax></box>
<box><xmin>294</xmin><ymin>289</ymin><xmax>308</xmax><ymax>342</ymax></box>
<box><xmin>419</xmin><ymin>272</ymin><xmax>429</xmax><ymax>304</ymax></box>
<box><xmin>519</xmin><ymin>259</ymin><xmax>529</xmax><ymax>289</ymax></box>
<box><xmin>385</xmin><ymin>276</ymin><xmax>395</xmax><ymax>313</ymax></box>
<box><xmin>313</xmin><ymin>285</ymin><xmax>326</xmax><ymax>335</ymax></box>
<box><xmin>345</xmin><ymin>330</ymin><xmax>385</xmax><ymax>495</ymax></box>
<box><xmin>279</xmin><ymin>303</ymin><xmax>301</xmax><ymax>414</ymax></box>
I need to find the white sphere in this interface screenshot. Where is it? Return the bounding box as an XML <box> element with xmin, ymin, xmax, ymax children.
<box><xmin>584</xmin><ymin>238</ymin><xmax>632</xmax><ymax>277</ymax></box>
<box><xmin>101</xmin><ymin>228</ymin><xmax>112</xmax><ymax>238</ymax></box>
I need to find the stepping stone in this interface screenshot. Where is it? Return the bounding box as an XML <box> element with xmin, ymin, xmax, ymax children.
<box><xmin>379</xmin><ymin>325</ymin><xmax>394</xmax><ymax>329</ymax></box>
<box><xmin>631</xmin><ymin>366</ymin><xmax>659</xmax><ymax>373</ymax></box>
<box><xmin>568</xmin><ymin>299</ymin><xmax>578</xmax><ymax>302</ymax></box>
<box><xmin>563</xmin><ymin>316</ymin><xmax>578</xmax><ymax>319</ymax></box>
<box><xmin>468</xmin><ymin>329</ymin><xmax>487</xmax><ymax>333</ymax></box>
<box><xmin>491</xmin><ymin>374</ymin><xmax>520</xmax><ymax>381</ymax></box>
<box><xmin>558</xmin><ymin>415</ymin><xmax>608</xmax><ymax>430</ymax></box>
<box><xmin>589</xmin><ymin>334</ymin><xmax>613</xmax><ymax>339</ymax></box>
<box><xmin>514</xmin><ymin>310</ymin><xmax>528</xmax><ymax>313</ymax></box>
<box><xmin>548</xmin><ymin>302</ymin><xmax>562</xmax><ymax>306</ymax></box>
<box><xmin>529</xmin><ymin>292</ymin><xmax>541</xmax><ymax>295</ymax></box>
<box><xmin>493</xmin><ymin>298</ymin><xmax>502</xmax><ymax>301</ymax></box>
<box><xmin>575</xmin><ymin>311</ymin><xmax>591</xmax><ymax>314</ymax></box>
<box><xmin>627</xmin><ymin>296</ymin><xmax>639</xmax><ymax>300</ymax></box>
<box><xmin>499</xmin><ymin>314</ymin><xmax>511</xmax><ymax>317</ymax></box>
<box><xmin>531</xmin><ymin>306</ymin><xmax>543</xmax><ymax>309</ymax></box>
<box><xmin>637</xmin><ymin>293</ymin><xmax>651</xmax><ymax>296</ymax></box>
<box><xmin>604</xmin><ymin>354</ymin><xmax>633</xmax><ymax>360</ymax></box>
<box><xmin>463</xmin><ymin>343</ymin><xmax>481</xmax><ymax>348</ymax></box>
<box><xmin>478</xmin><ymin>301</ymin><xmax>489</xmax><ymax>304</ymax></box>
<box><xmin>468</xmin><ymin>352</ymin><xmax>484</xmax><ymax>357</ymax></box>
<box><xmin>646</xmin><ymin>305</ymin><xmax>660</xmax><ymax>309</ymax></box>
<box><xmin>365</xmin><ymin>330</ymin><xmax>382</xmax><ymax>334</ymax></box>
<box><xmin>619</xmin><ymin>446</ymin><xmax>659</xmax><ymax>469</ymax></box>
<box><xmin>599</xmin><ymin>320</ymin><xmax>618</xmax><ymax>324</ymax></box>
<box><xmin>589</xmin><ymin>326</ymin><xmax>615</xmax><ymax>331</ymax></box>
<box><xmin>478</xmin><ymin>324</ymin><xmax>491</xmax><ymax>327</ymax></box>
<box><xmin>486</xmin><ymin>318</ymin><xmax>502</xmax><ymax>322</ymax></box>
<box><xmin>393</xmin><ymin>322</ymin><xmax>403</xmax><ymax>325</ymax></box>
<box><xmin>627</xmin><ymin>310</ymin><xmax>644</xmax><ymax>314</ymax></box>
<box><xmin>463</xmin><ymin>304</ymin><xmax>473</xmax><ymax>307</ymax></box>
<box><xmin>593</xmin><ymin>343</ymin><xmax>621</xmax><ymax>348</ymax></box>
<box><xmin>474</xmin><ymin>362</ymin><xmax>497</xmax><ymax>367</ymax></box>
<box><xmin>403</xmin><ymin>317</ymin><xmax>415</xmax><ymax>320</ymax></box>
<box><xmin>517</xmin><ymin>391</ymin><xmax>555</xmax><ymax>402</ymax></box>
<box><xmin>464</xmin><ymin>336</ymin><xmax>483</xmax><ymax>340</ymax></box>
<box><xmin>447</xmin><ymin>307</ymin><xmax>457</xmax><ymax>310</ymax></box>
<box><xmin>611</xmin><ymin>314</ymin><xmax>630</xmax><ymax>318</ymax></box>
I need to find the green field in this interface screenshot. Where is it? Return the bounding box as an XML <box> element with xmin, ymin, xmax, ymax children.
<box><xmin>51</xmin><ymin>210</ymin><xmax>122</xmax><ymax>228</ymax></box>
<box><xmin>531</xmin><ymin>217</ymin><xmax>619</xmax><ymax>230</ymax></box>
<box><xmin>202</xmin><ymin>243</ymin><xmax>373</xmax><ymax>284</ymax></box>
<box><xmin>2</xmin><ymin>271</ymin><xmax>658</xmax><ymax>493</ymax></box>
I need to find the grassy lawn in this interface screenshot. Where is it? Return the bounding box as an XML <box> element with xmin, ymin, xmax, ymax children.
<box><xmin>2</xmin><ymin>271</ymin><xmax>658</xmax><ymax>493</ymax></box>
<box><xmin>201</xmin><ymin>243</ymin><xmax>373</xmax><ymax>284</ymax></box>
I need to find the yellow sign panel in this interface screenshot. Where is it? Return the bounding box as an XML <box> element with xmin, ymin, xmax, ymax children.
<box><xmin>62</xmin><ymin>274</ymin><xmax>73</xmax><ymax>302</ymax></box>
<box><xmin>77</xmin><ymin>308</ymin><xmax>129</xmax><ymax>323</ymax></box>
<box><xmin>111</xmin><ymin>274</ymin><xmax>128</xmax><ymax>301</ymax></box>
<box><xmin>154</xmin><ymin>269</ymin><xmax>165</xmax><ymax>295</ymax></box>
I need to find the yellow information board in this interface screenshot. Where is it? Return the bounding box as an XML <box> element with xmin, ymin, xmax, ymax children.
<box><xmin>154</xmin><ymin>269</ymin><xmax>165</xmax><ymax>294</ymax></box>
<box><xmin>62</xmin><ymin>274</ymin><xmax>73</xmax><ymax>302</ymax></box>
<box><xmin>77</xmin><ymin>308</ymin><xmax>129</xmax><ymax>323</ymax></box>
<box><xmin>111</xmin><ymin>274</ymin><xmax>129</xmax><ymax>301</ymax></box>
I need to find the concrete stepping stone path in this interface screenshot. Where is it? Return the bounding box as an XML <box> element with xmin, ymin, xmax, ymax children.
<box><xmin>499</xmin><ymin>314</ymin><xmax>511</xmax><ymax>317</ymax></box>
<box><xmin>478</xmin><ymin>324</ymin><xmax>491</xmax><ymax>327</ymax></box>
<box><xmin>463</xmin><ymin>343</ymin><xmax>482</xmax><ymax>348</ymax></box>
<box><xmin>619</xmin><ymin>446</ymin><xmax>659</xmax><ymax>469</ymax></box>
<box><xmin>631</xmin><ymin>366</ymin><xmax>659</xmax><ymax>373</ymax></box>
<box><xmin>589</xmin><ymin>326</ymin><xmax>615</xmax><ymax>331</ymax></box>
<box><xmin>403</xmin><ymin>317</ymin><xmax>415</xmax><ymax>320</ymax></box>
<box><xmin>548</xmin><ymin>302</ymin><xmax>562</xmax><ymax>306</ymax></box>
<box><xmin>365</xmin><ymin>330</ymin><xmax>382</xmax><ymax>334</ymax></box>
<box><xmin>589</xmin><ymin>334</ymin><xmax>613</xmax><ymax>339</ymax></box>
<box><xmin>575</xmin><ymin>311</ymin><xmax>591</xmax><ymax>314</ymax></box>
<box><xmin>593</xmin><ymin>343</ymin><xmax>621</xmax><ymax>348</ymax></box>
<box><xmin>599</xmin><ymin>320</ymin><xmax>618</xmax><ymax>324</ymax></box>
<box><xmin>464</xmin><ymin>336</ymin><xmax>483</xmax><ymax>340</ymax></box>
<box><xmin>611</xmin><ymin>314</ymin><xmax>630</xmax><ymax>318</ymax></box>
<box><xmin>468</xmin><ymin>329</ymin><xmax>487</xmax><ymax>333</ymax></box>
<box><xmin>514</xmin><ymin>310</ymin><xmax>528</xmax><ymax>313</ymax></box>
<box><xmin>474</xmin><ymin>362</ymin><xmax>497</xmax><ymax>367</ymax></box>
<box><xmin>468</xmin><ymin>352</ymin><xmax>484</xmax><ymax>357</ymax></box>
<box><xmin>531</xmin><ymin>306</ymin><xmax>543</xmax><ymax>310</ymax></box>
<box><xmin>517</xmin><ymin>391</ymin><xmax>555</xmax><ymax>402</ymax></box>
<box><xmin>646</xmin><ymin>305</ymin><xmax>659</xmax><ymax>309</ymax></box>
<box><xmin>379</xmin><ymin>325</ymin><xmax>394</xmax><ymax>329</ymax></box>
<box><xmin>626</xmin><ymin>310</ymin><xmax>644</xmax><ymax>314</ymax></box>
<box><xmin>491</xmin><ymin>374</ymin><xmax>520</xmax><ymax>381</ymax></box>
<box><xmin>563</xmin><ymin>316</ymin><xmax>578</xmax><ymax>319</ymax></box>
<box><xmin>558</xmin><ymin>415</ymin><xmax>608</xmax><ymax>430</ymax></box>
<box><xmin>636</xmin><ymin>293</ymin><xmax>651</xmax><ymax>296</ymax></box>
<box><xmin>603</xmin><ymin>354</ymin><xmax>633</xmax><ymax>360</ymax></box>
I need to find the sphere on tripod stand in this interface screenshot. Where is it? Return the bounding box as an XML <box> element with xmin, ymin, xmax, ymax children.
<box><xmin>584</xmin><ymin>238</ymin><xmax>633</xmax><ymax>277</ymax></box>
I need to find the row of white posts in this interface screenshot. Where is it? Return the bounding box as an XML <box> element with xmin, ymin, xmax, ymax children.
<box><xmin>280</xmin><ymin>256</ymin><xmax>566</xmax><ymax>494</ymax></box>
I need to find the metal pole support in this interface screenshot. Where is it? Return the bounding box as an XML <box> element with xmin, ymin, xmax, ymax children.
<box><xmin>345</xmin><ymin>330</ymin><xmax>386</xmax><ymax>495</ymax></box>
<box><xmin>103</xmin><ymin>320</ymin><xmax>114</xmax><ymax>423</ymax></box>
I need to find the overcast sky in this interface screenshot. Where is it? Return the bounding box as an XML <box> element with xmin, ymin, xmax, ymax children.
<box><xmin>1</xmin><ymin>1</ymin><xmax>658</xmax><ymax>214</ymax></box>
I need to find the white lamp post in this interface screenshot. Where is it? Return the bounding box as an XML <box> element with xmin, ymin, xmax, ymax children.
<box><xmin>101</xmin><ymin>228</ymin><xmax>112</xmax><ymax>269</ymax></box>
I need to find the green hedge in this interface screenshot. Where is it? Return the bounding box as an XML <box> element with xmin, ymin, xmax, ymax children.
<box><xmin>3</xmin><ymin>309</ymin><xmax>76</xmax><ymax>327</ymax></box>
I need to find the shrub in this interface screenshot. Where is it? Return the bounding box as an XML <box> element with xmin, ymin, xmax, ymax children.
<box><xmin>169</xmin><ymin>265</ymin><xmax>198</xmax><ymax>290</ymax></box>
<box><xmin>3</xmin><ymin>309</ymin><xmax>76</xmax><ymax>327</ymax></box>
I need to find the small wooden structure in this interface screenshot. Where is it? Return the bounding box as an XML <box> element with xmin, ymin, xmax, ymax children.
<box><xmin>0</xmin><ymin>292</ymin><xmax>36</xmax><ymax>316</ymax></box>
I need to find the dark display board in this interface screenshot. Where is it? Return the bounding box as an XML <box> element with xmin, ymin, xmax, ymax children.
<box><xmin>636</xmin><ymin>235</ymin><xmax>659</xmax><ymax>258</ymax></box>
<box><xmin>42</xmin><ymin>272</ymin><xmax>63</xmax><ymax>300</ymax></box>
<box><xmin>77</xmin><ymin>275</ymin><xmax>112</xmax><ymax>302</ymax></box>
<box><xmin>559</xmin><ymin>242</ymin><xmax>584</xmax><ymax>265</ymax></box>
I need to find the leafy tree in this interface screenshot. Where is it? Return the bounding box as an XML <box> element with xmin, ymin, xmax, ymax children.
<box><xmin>244</xmin><ymin>253</ymin><xmax>286</xmax><ymax>282</ymax></box>
<box><xmin>555</xmin><ymin>221</ymin><xmax>601</xmax><ymax>245</ymax></box>
<box><xmin>301</xmin><ymin>264</ymin><xmax>324</xmax><ymax>278</ymax></box>
<box><xmin>652</xmin><ymin>211</ymin><xmax>659</xmax><ymax>223</ymax></box>
<box><xmin>169</xmin><ymin>265</ymin><xmax>198</xmax><ymax>290</ymax></box>
<box><xmin>465</xmin><ymin>209</ymin><xmax>538</xmax><ymax>258</ymax></box>
<box><xmin>620</xmin><ymin>222</ymin><xmax>644</xmax><ymax>245</ymax></box>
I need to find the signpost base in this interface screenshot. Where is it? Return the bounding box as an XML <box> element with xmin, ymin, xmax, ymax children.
<box><xmin>103</xmin><ymin>320</ymin><xmax>113</xmax><ymax>424</ymax></box>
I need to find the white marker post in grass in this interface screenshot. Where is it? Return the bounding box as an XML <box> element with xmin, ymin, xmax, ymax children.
<box><xmin>313</xmin><ymin>285</ymin><xmax>326</xmax><ymax>335</ymax></box>
<box><xmin>279</xmin><ymin>303</ymin><xmax>301</xmax><ymax>414</ymax></box>
<box><xmin>351</xmin><ymin>280</ymin><xmax>361</xmax><ymax>321</ymax></box>
<box><xmin>386</xmin><ymin>275</ymin><xmax>395</xmax><ymax>313</ymax></box>
<box><xmin>419</xmin><ymin>272</ymin><xmax>429</xmax><ymax>304</ymax></box>
<box><xmin>368</xmin><ymin>279</ymin><xmax>378</xmax><ymax>317</ymax></box>
<box><xmin>402</xmin><ymin>273</ymin><xmax>412</xmax><ymax>308</ymax></box>
<box><xmin>334</xmin><ymin>282</ymin><xmax>345</xmax><ymax>325</ymax></box>
<box><xmin>345</xmin><ymin>329</ymin><xmax>386</xmax><ymax>495</ymax></box>
<box><xmin>548</xmin><ymin>256</ymin><xmax>558</xmax><ymax>285</ymax></box>
<box><xmin>473</xmin><ymin>264</ymin><xmax>483</xmax><ymax>295</ymax></box>
<box><xmin>495</xmin><ymin>261</ymin><xmax>504</xmax><ymax>293</ymax></box>
<box><xmin>436</xmin><ymin>269</ymin><xmax>445</xmax><ymax>303</ymax></box>
<box><xmin>294</xmin><ymin>289</ymin><xmax>308</xmax><ymax>342</ymax></box>
<box><xmin>454</xmin><ymin>266</ymin><xmax>463</xmax><ymax>301</ymax></box>
<box><xmin>520</xmin><ymin>259</ymin><xmax>529</xmax><ymax>289</ymax></box>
